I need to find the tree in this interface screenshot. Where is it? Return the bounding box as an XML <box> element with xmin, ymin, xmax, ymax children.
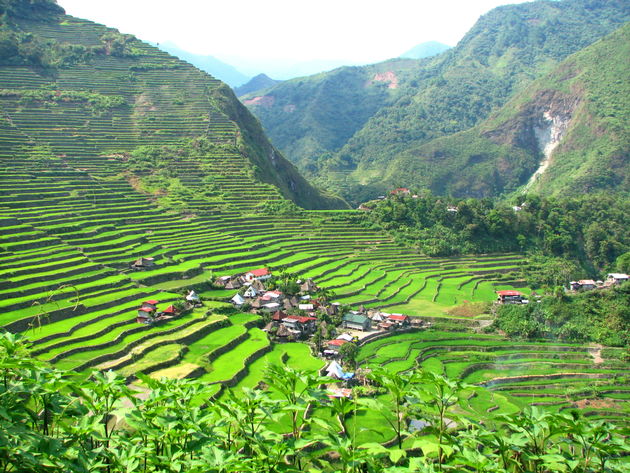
<box><xmin>338</xmin><ymin>341</ymin><xmax>358</xmax><ymax>369</ymax></box>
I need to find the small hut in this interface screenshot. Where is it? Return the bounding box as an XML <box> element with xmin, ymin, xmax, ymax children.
<box><xmin>131</xmin><ymin>257</ymin><xmax>155</xmax><ymax>270</ymax></box>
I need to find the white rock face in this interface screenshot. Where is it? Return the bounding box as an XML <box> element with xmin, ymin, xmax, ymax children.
<box><xmin>526</xmin><ymin>109</ymin><xmax>571</xmax><ymax>188</ymax></box>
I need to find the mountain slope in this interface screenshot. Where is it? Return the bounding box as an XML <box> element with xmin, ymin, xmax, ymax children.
<box><xmin>241</xmin><ymin>0</ymin><xmax>630</xmax><ymax>202</ymax></box>
<box><xmin>384</xmin><ymin>22</ymin><xmax>630</xmax><ymax>197</ymax></box>
<box><xmin>343</xmin><ymin>0</ymin><xmax>630</xmax><ymax>193</ymax></box>
<box><xmin>0</xmin><ymin>1</ymin><xmax>346</xmax><ymax>210</ymax></box>
<box><xmin>241</xmin><ymin>58</ymin><xmax>422</xmax><ymax>170</ymax></box>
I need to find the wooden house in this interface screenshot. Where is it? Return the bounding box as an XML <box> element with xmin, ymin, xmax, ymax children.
<box><xmin>251</xmin><ymin>279</ymin><xmax>267</xmax><ymax>292</ymax></box>
<box><xmin>570</xmin><ymin>280</ymin><xmax>597</xmax><ymax>291</ymax></box>
<box><xmin>137</xmin><ymin>307</ymin><xmax>154</xmax><ymax>324</ymax></box>
<box><xmin>141</xmin><ymin>300</ymin><xmax>158</xmax><ymax>310</ymax></box>
<box><xmin>342</xmin><ymin>313</ymin><xmax>371</xmax><ymax>331</ymax></box>
<box><xmin>214</xmin><ymin>275</ymin><xmax>232</xmax><ymax>287</ymax></box>
<box><xmin>300</xmin><ymin>278</ymin><xmax>318</xmax><ymax>293</ymax></box>
<box><xmin>225</xmin><ymin>277</ymin><xmax>243</xmax><ymax>290</ymax></box>
<box><xmin>272</xmin><ymin>310</ymin><xmax>288</xmax><ymax>322</ymax></box>
<box><xmin>131</xmin><ymin>257</ymin><xmax>155</xmax><ymax>270</ymax></box>
<box><xmin>607</xmin><ymin>273</ymin><xmax>629</xmax><ymax>285</ymax></box>
<box><xmin>326</xmin><ymin>339</ymin><xmax>349</xmax><ymax>350</ymax></box>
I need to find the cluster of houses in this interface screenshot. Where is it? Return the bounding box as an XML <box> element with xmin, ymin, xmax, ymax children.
<box><xmin>135</xmin><ymin>290</ymin><xmax>202</xmax><ymax>324</ymax></box>
<box><xmin>495</xmin><ymin>273</ymin><xmax>629</xmax><ymax>304</ymax></box>
<box><xmin>569</xmin><ymin>273</ymin><xmax>629</xmax><ymax>292</ymax></box>
<box><xmin>221</xmin><ymin>267</ymin><xmax>425</xmax><ymax>360</ymax></box>
<box><xmin>221</xmin><ymin>268</ymin><xmax>326</xmax><ymax>315</ymax></box>
<box><xmin>136</xmin><ymin>299</ymin><xmax>178</xmax><ymax>324</ymax></box>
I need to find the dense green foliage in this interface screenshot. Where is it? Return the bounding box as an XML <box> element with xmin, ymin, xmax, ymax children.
<box><xmin>242</xmin><ymin>0</ymin><xmax>630</xmax><ymax>204</ymax></box>
<box><xmin>242</xmin><ymin>59</ymin><xmax>421</xmax><ymax>171</ymax></box>
<box><xmin>2</xmin><ymin>332</ymin><xmax>629</xmax><ymax>472</ymax></box>
<box><xmin>493</xmin><ymin>283</ymin><xmax>629</xmax><ymax>346</ymax></box>
<box><xmin>0</xmin><ymin>1</ymin><xmax>345</xmax><ymax>210</ymax></box>
<box><xmin>364</xmin><ymin>192</ymin><xmax>629</xmax><ymax>273</ymax></box>
<box><xmin>385</xmin><ymin>21</ymin><xmax>630</xmax><ymax>198</ymax></box>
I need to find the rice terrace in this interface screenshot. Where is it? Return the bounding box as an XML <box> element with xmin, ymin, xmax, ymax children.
<box><xmin>0</xmin><ymin>0</ymin><xmax>629</xmax><ymax>471</ymax></box>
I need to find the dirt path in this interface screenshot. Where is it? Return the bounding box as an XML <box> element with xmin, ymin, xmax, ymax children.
<box><xmin>587</xmin><ymin>344</ymin><xmax>604</xmax><ymax>364</ymax></box>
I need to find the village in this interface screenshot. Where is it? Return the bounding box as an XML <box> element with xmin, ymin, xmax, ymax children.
<box><xmin>129</xmin><ymin>266</ymin><xmax>629</xmax><ymax>397</ymax></box>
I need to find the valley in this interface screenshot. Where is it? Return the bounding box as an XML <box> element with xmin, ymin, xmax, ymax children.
<box><xmin>0</xmin><ymin>0</ymin><xmax>628</xmax><ymax>471</ymax></box>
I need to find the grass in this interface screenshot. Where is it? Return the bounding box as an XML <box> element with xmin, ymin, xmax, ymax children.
<box><xmin>357</xmin><ymin>329</ymin><xmax>629</xmax><ymax>422</ymax></box>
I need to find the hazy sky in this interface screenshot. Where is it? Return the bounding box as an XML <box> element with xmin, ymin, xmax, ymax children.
<box><xmin>57</xmin><ymin>0</ymin><xmax>531</xmax><ymax>66</ymax></box>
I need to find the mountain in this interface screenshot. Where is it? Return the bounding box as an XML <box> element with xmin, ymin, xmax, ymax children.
<box><xmin>241</xmin><ymin>0</ymin><xmax>630</xmax><ymax>203</ymax></box>
<box><xmin>241</xmin><ymin>58</ymin><xmax>422</xmax><ymax>171</ymax></box>
<box><xmin>384</xmin><ymin>23</ymin><xmax>630</xmax><ymax>197</ymax></box>
<box><xmin>156</xmin><ymin>42</ymin><xmax>250</xmax><ymax>87</ymax></box>
<box><xmin>0</xmin><ymin>0</ymin><xmax>346</xmax><ymax>210</ymax></box>
<box><xmin>400</xmin><ymin>41</ymin><xmax>450</xmax><ymax>59</ymax></box>
<box><xmin>235</xmin><ymin>73</ymin><xmax>281</xmax><ymax>97</ymax></box>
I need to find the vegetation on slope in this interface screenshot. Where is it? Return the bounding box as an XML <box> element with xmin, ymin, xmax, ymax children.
<box><xmin>0</xmin><ymin>0</ymin><xmax>346</xmax><ymax>210</ymax></box>
<box><xmin>241</xmin><ymin>0</ymin><xmax>630</xmax><ymax>203</ymax></box>
<box><xmin>385</xmin><ymin>22</ymin><xmax>630</xmax><ymax>197</ymax></box>
<box><xmin>235</xmin><ymin>73</ymin><xmax>281</xmax><ymax>97</ymax></box>
<box><xmin>241</xmin><ymin>59</ymin><xmax>422</xmax><ymax>170</ymax></box>
<box><xmin>363</xmin><ymin>191</ymin><xmax>629</xmax><ymax>281</ymax></box>
<box><xmin>493</xmin><ymin>282</ymin><xmax>629</xmax><ymax>346</ymax></box>
<box><xmin>2</xmin><ymin>332</ymin><xmax>629</xmax><ymax>472</ymax></box>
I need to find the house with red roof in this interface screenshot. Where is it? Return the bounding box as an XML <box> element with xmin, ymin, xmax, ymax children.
<box><xmin>496</xmin><ymin>290</ymin><xmax>528</xmax><ymax>304</ymax></box>
<box><xmin>137</xmin><ymin>307</ymin><xmax>154</xmax><ymax>324</ymax></box>
<box><xmin>141</xmin><ymin>300</ymin><xmax>158</xmax><ymax>310</ymax></box>
<box><xmin>245</xmin><ymin>268</ymin><xmax>272</xmax><ymax>282</ymax></box>
<box><xmin>390</xmin><ymin>187</ymin><xmax>410</xmax><ymax>196</ymax></box>
<box><xmin>161</xmin><ymin>305</ymin><xmax>177</xmax><ymax>315</ymax></box>
<box><xmin>282</xmin><ymin>315</ymin><xmax>317</xmax><ymax>334</ymax></box>
<box><xmin>387</xmin><ymin>314</ymin><xmax>410</xmax><ymax>327</ymax></box>
<box><xmin>326</xmin><ymin>339</ymin><xmax>349</xmax><ymax>350</ymax></box>
<box><xmin>272</xmin><ymin>310</ymin><xmax>288</xmax><ymax>322</ymax></box>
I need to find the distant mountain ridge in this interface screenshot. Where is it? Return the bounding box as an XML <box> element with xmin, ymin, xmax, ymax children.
<box><xmin>400</xmin><ymin>41</ymin><xmax>450</xmax><ymax>59</ymax></box>
<box><xmin>241</xmin><ymin>0</ymin><xmax>630</xmax><ymax>203</ymax></box>
<box><xmin>235</xmin><ymin>73</ymin><xmax>282</xmax><ymax>97</ymax></box>
<box><xmin>156</xmin><ymin>42</ymin><xmax>250</xmax><ymax>87</ymax></box>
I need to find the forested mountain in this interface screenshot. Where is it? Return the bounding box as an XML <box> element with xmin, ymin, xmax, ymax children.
<box><xmin>234</xmin><ymin>73</ymin><xmax>281</xmax><ymax>97</ymax></box>
<box><xmin>240</xmin><ymin>58</ymin><xmax>422</xmax><ymax>172</ymax></box>
<box><xmin>242</xmin><ymin>0</ymin><xmax>630</xmax><ymax>203</ymax></box>
<box><xmin>0</xmin><ymin>0</ymin><xmax>346</xmax><ymax>210</ymax></box>
<box><xmin>384</xmin><ymin>23</ymin><xmax>630</xmax><ymax>197</ymax></box>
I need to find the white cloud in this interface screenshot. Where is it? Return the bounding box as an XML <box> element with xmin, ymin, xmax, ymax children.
<box><xmin>57</xmin><ymin>0</ymin><xmax>530</xmax><ymax>64</ymax></box>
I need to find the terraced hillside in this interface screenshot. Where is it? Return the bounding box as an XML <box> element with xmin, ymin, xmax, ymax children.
<box><xmin>0</xmin><ymin>5</ymin><xmax>529</xmax><ymax>384</ymax></box>
<box><xmin>359</xmin><ymin>331</ymin><xmax>630</xmax><ymax>428</ymax></box>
